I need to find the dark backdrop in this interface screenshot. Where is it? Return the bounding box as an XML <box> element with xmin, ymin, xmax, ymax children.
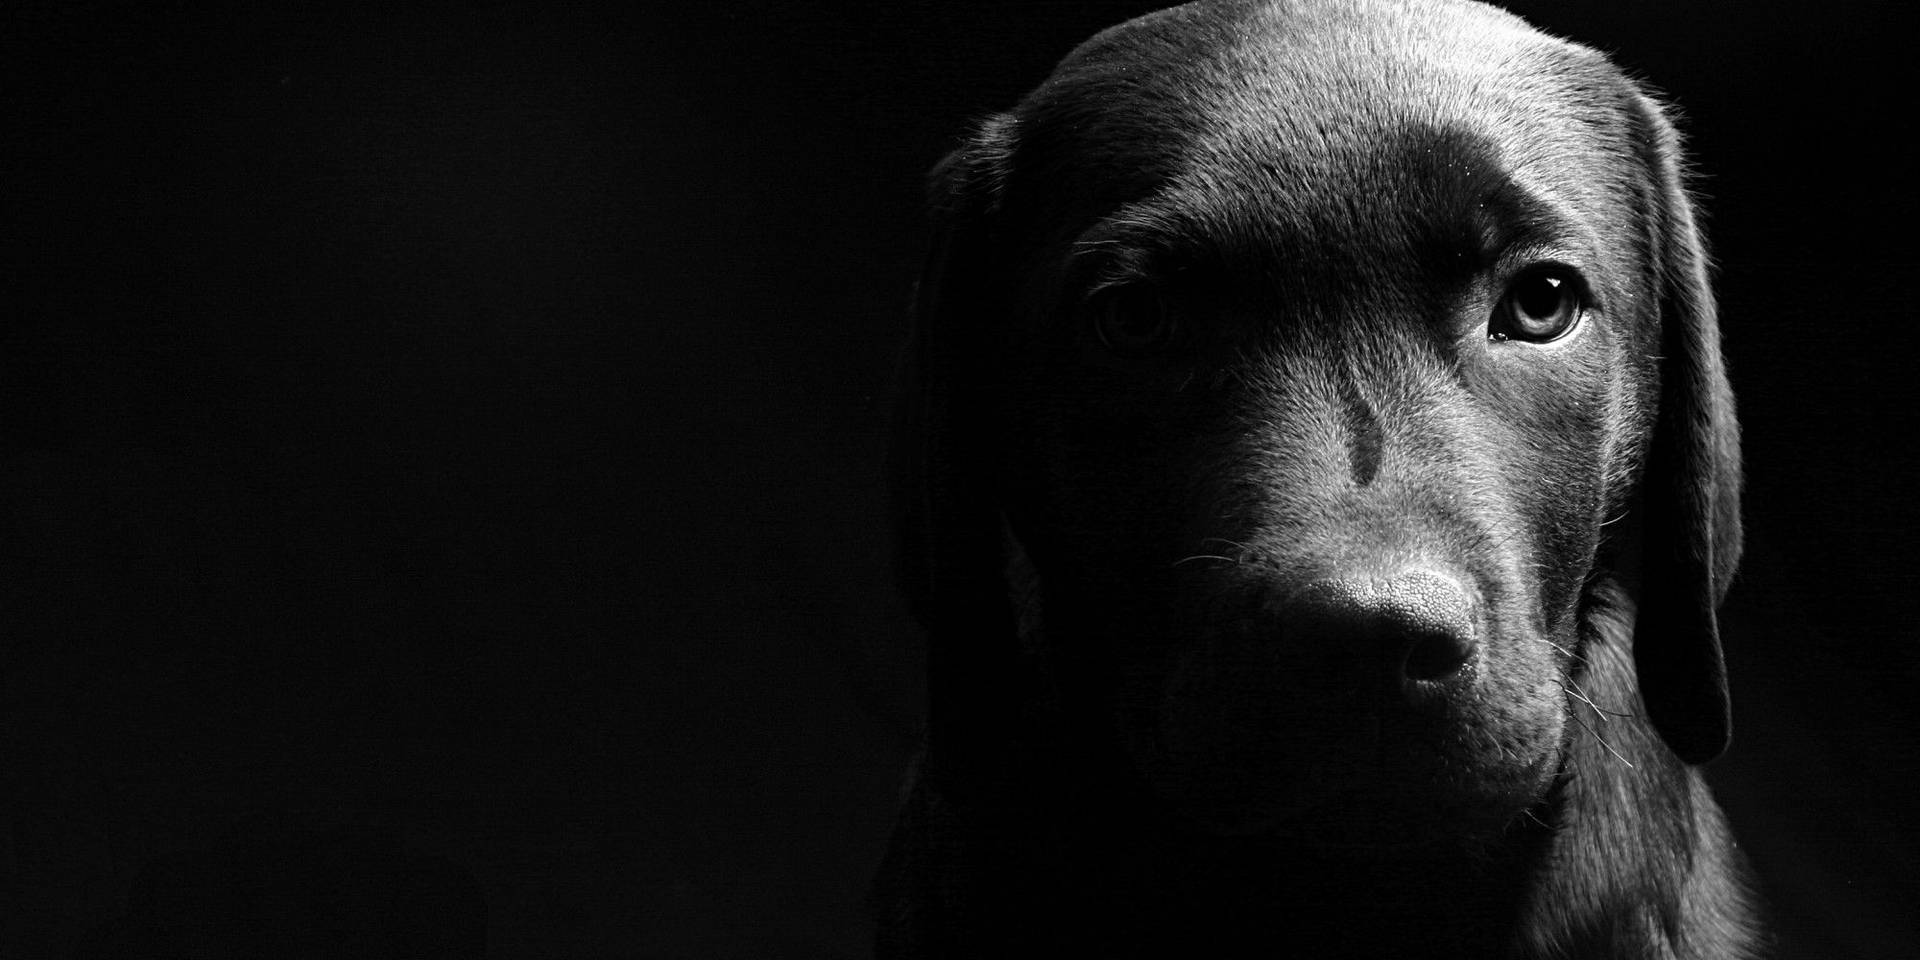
<box><xmin>5</xmin><ymin>2</ymin><xmax>1914</xmax><ymax>957</ymax></box>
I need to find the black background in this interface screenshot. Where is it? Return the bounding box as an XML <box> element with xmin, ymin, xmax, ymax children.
<box><xmin>5</xmin><ymin>1</ymin><xmax>1916</xmax><ymax>957</ymax></box>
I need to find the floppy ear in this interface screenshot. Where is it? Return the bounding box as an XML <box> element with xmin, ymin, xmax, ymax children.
<box><xmin>890</xmin><ymin>115</ymin><xmax>1022</xmax><ymax>795</ymax></box>
<box><xmin>1628</xmin><ymin>92</ymin><xmax>1744</xmax><ymax>765</ymax></box>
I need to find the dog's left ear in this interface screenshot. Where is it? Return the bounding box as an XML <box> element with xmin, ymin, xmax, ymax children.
<box><xmin>890</xmin><ymin>115</ymin><xmax>1023</xmax><ymax>795</ymax></box>
<box><xmin>1628</xmin><ymin>90</ymin><xmax>1744</xmax><ymax>765</ymax></box>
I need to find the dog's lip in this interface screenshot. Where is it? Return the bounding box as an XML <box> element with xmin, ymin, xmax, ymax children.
<box><xmin>1153</xmin><ymin>758</ymin><xmax>1361</xmax><ymax>836</ymax></box>
<box><xmin>1148</xmin><ymin>735</ymin><xmax>1566</xmax><ymax>842</ymax></box>
<box><xmin>1166</xmin><ymin>784</ymin><xmax>1550</xmax><ymax>847</ymax></box>
<box><xmin>1164</xmin><ymin>791</ymin><xmax>1461</xmax><ymax>845</ymax></box>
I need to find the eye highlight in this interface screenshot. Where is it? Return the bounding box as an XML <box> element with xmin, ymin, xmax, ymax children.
<box><xmin>1090</xmin><ymin>286</ymin><xmax>1181</xmax><ymax>357</ymax></box>
<box><xmin>1490</xmin><ymin>265</ymin><xmax>1585</xmax><ymax>343</ymax></box>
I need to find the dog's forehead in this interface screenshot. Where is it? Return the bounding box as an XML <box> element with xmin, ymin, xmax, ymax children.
<box><xmin>1008</xmin><ymin>0</ymin><xmax>1635</xmax><ymax>270</ymax></box>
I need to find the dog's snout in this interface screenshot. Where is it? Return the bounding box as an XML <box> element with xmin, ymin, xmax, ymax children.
<box><xmin>1285</xmin><ymin>569</ymin><xmax>1480</xmax><ymax>692</ymax></box>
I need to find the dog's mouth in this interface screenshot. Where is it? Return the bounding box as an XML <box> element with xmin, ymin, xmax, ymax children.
<box><xmin>1136</xmin><ymin>736</ymin><xmax>1564</xmax><ymax>844</ymax></box>
<box><xmin>1132</xmin><ymin>734</ymin><xmax>1560</xmax><ymax>841</ymax></box>
<box><xmin>1145</xmin><ymin>748</ymin><xmax>1564</xmax><ymax>843</ymax></box>
<box><xmin>1116</xmin><ymin>637</ymin><xmax>1569</xmax><ymax>843</ymax></box>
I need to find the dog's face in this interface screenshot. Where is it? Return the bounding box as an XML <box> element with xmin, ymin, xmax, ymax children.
<box><xmin>903</xmin><ymin>0</ymin><xmax>1736</xmax><ymax>845</ymax></box>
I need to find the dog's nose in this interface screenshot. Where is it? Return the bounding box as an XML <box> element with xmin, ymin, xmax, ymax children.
<box><xmin>1284</xmin><ymin>569</ymin><xmax>1479</xmax><ymax>691</ymax></box>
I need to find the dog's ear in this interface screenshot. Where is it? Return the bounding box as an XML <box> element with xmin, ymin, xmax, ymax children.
<box><xmin>1628</xmin><ymin>92</ymin><xmax>1743</xmax><ymax>765</ymax></box>
<box><xmin>890</xmin><ymin>115</ymin><xmax>1022</xmax><ymax>791</ymax></box>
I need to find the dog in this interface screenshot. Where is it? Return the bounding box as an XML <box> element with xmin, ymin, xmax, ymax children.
<box><xmin>877</xmin><ymin>0</ymin><xmax>1761</xmax><ymax>957</ymax></box>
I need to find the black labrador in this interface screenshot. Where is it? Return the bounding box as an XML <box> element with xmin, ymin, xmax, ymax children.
<box><xmin>878</xmin><ymin>0</ymin><xmax>1761</xmax><ymax>957</ymax></box>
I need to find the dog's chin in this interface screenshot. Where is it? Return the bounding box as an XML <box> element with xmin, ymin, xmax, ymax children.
<box><xmin>1127</xmin><ymin>720</ymin><xmax>1564</xmax><ymax>847</ymax></box>
<box><xmin>1152</xmin><ymin>760</ymin><xmax>1559</xmax><ymax>848</ymax></box>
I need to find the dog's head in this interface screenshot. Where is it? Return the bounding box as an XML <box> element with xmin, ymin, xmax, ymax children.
<box><xmin>894</xmin><ymin>0</ymin><xmax>1739</xmax><ymax>842</ymax></box>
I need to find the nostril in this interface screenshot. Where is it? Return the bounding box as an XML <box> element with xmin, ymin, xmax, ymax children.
<box><xmin>1402</xmin><ymin>629</ymin><xmax>1475</xmax><ymax>681</ymax></box>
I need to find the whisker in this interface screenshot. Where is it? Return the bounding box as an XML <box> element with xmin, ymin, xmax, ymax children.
<box><xmin>1560</xmin><ymin>679</ymin><xmax>1634</xmax><ymax>719</ymax></box>
<box><xmin>1572</xmin><ymin>712</ymin><xmax>1636</xmax><ymax>769</ymax></box>
<box><xmin>1540</xmin><ymin>638</ymin><xmax>1590</xmax><ymax>666</ymax></box>
<box><xmin>1559</xmin><ymin>679</ymin><xmax>1606</xmax><ymax>719</ymax></box>
<box><xmin>1198</xmin><ymin>537</ymin><xmax>1253</xmax><ymax>553</ymax></box>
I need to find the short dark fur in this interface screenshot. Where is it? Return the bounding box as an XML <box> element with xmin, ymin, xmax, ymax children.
<box><xmin>878</xmin><ymin>1</ymin><xmax>1761</xmax><ymax>956</ymax></box>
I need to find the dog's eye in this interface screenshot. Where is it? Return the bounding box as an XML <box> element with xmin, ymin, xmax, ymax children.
<box><xmin>1091</xmin><ymin>288</ymin><xmax>1181</xmax><ymax>357</ymax></box>
<box><xmin>1491</xmin><ymin>267</ymin><xmax>1584</xmax><ymax>343</ymax></box>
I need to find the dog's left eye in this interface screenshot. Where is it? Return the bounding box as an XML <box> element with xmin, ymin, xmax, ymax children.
<box><xmin>1491</xmin><ymin>267</ymin><xmax>1584</xmax><ymax>343</ymax></box>
<box><xmin>1091</xmin><ymin>287</ymin><xmax>1181</xmax><ymax>357</ymax></box>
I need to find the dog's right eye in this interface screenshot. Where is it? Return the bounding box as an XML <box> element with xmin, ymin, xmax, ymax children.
<box><xmin>1091</xmin><ymin>288</ymin><xmax>1181</xmax><ymax>357</ymax></box>
<box><xmin>1490</xmin><ymin>265</ymin><xmax>1585</xmax><ymax>344</ymax></box>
